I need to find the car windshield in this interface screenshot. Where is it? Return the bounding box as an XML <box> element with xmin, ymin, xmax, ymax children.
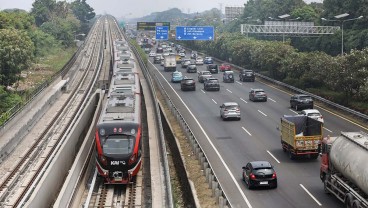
<box><xmin>255</xmin><ymin>90</ymin><xmax>265</xmax><ymax>94</ymax></box>
<box><xmin>185</xmin><ymin>80</ymin><xmax>194</xmax><ymax>83</ymax></box>
<box><xmin>254</xmin><ymin>167</ymin><xmax>272</xmax><ymax>170</ymax></box>
<box><xmin>208</xmin><ymin>79</ymin><xmax>218</xmax><ymax>83</ymax></box>
<box><xmin>308</xmin><ymin>113</ymin><xmax>321</xmax><ymax>116</ymax></box>
<box><xmin>225</xmin><ymin>105</ymin><xmax>238</xmax><ymax>110</ymax></box>
<box><xmin>173</xmin><ymin>72</ymin><xmax>182</xmax><ymax>77</ymax></box>
<box><xmin>102</xmin><ymin>135</ymin><xmax>135</xmax><ymax>155</ymax></box>
<box><xmin>202</xmin><ymin>72</ymin><xmax>211</xmax><ymax>75</ymax></box>
<box><xmin>300</xmin><ymin>96</ymin><xmax>312</xmax><ymax>100</ymax></box>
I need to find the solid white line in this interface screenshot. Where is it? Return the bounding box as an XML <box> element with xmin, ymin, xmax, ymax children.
<box><xmin>226</xmin><ymin>89</ymin><xmax>233</xmax><ymax>93</ymax></box>
<box><xmin>266</xmin><ymin>150</ymin><xmax>280</xmax><ymax>164</ymax></box>
<box><xmin>151</xmin><ymin>63</ymin><xmax>253</xmax><ymax>208</ymax></box>
<box><xmin>268</xmin><ymin>98</ymin><xmax>276</xmax><ymax>102</ymax></box>
<box><xmin>240</xmin><ymin>98</ymin><xmax>248</xmax><ymax>104</ymax></box>
<box><xmin>212</xmin><ymin>99</ymin><xmax>217</xmax><ymax>104</ymax></box>
<box><xmin>242</xmin><ymin>127</ymin><xmax>252</xmax><ymax>136</ymax></box>
<box><xmin>323</xmin><ymin>127</ymin><xmax>332</xmax><ymax>133</ymax></box>
<box><xmin>289</xmin><ymin>109</ymin><xmax>298</xmax><ymax>114</ymax></box>
<box><xmin>201</xmin><ymin>89</ymin><xmax>206</xmax><ymax>94</ymax></box>
<box><xmin>236</xmin><ymin>81</ymin><xmax>243</xmax><ymax>85</ymax></box>
<box><xmin>300</xmin><ymin>184</ymin><xmax>322</xmax><ymax>206</ymax></box>
<box><xmin>258</xmin><ymin>110</ymin><xmax>267</xmax><ymax>117</ymax></box>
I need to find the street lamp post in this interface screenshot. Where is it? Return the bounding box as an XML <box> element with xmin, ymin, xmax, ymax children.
<box><xmin>321</xmin><ymin>13</ymin><xmax>363</xmax><ymax>55</ymax></box>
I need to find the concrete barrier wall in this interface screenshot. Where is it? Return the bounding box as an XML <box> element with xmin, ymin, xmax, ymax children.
<box><xmin>24</xmin><ymin>91</ymin><xmax>101</xmax><ymax>208</ymax></box>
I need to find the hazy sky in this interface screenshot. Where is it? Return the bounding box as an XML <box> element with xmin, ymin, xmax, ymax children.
<box><xmin>0</xmin><ymin>0</ymin><xmax>323</xmax><ymax>19</ymax></box>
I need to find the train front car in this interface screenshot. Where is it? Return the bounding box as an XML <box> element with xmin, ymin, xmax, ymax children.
<box><xmin>96</xmin><ymin>38</ymin><xmax>142</xmax><ymax>184</ymax></box>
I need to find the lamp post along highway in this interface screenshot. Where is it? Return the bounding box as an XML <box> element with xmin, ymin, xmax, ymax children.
<box><xmin>321</xmin><ymin>13</ymin><xmax>363</xmax><ymax>55</ymax></box>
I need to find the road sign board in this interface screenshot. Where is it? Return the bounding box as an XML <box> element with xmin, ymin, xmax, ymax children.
<box><xmin>175</xmin><ymin>26</ymin><xmax>214</xmax><ymax>41</ymax></box>
<box><xmin>137</xmin><ymin>22</ymin><xmax>170</xmax><ymax>31</ymax></box>
<box><xmin>156</xmin><ymin>26</ymin><xmax>169</xmax><ymax>40</ymax></box>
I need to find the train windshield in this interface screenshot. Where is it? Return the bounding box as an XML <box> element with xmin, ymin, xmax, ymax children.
<box><xmin>102</xmin><ymin>135</ymin><xmax>135</xmax><ymax>155</ymax></box>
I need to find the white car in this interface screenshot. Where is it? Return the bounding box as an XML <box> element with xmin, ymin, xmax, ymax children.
<box><xmin>300</xmin><ymin>109</ymin><xmax>324</xmax><ymax>123</ymax></box>
<box><xmin>149</xmin><ymin>51</ymin><xmax>156</xmax><ymax>57</ymax></box>
<box><xmin>179</xmin><ymin>52</ymin><xmax>186</xmax><ymax>57</ymax></box>
<box><xmin>195</xmin><ymin>57</ymin><xmax>204</xmax><ymax>65</ymax></box>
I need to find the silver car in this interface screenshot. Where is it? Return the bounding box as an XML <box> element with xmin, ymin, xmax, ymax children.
<box><xmin>220</xmin><ymin>102</ymin><xmax>241</xmax><ymax>121</ymax></box>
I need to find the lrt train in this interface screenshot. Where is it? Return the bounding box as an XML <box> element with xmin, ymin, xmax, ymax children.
<box><xmin>95</xmin><ymin>38</ymin><xmax>142</xmax><ymax>184</ymax></box>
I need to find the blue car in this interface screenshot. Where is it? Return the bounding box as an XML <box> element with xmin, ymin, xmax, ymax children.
<box><xmin>204</xmin><ymin>57</ymin><xmax>214</xmax><ymax>64</ymax></box>
<box><xmin>171</xmin><ymin>71</ymin><xmax>183</xmax><ymax>83</ymax></box>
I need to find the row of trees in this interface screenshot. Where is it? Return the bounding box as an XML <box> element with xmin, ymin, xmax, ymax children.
<box><xmin>180</xmin><ymin>33</ymin><xmax>368</xmax><ymax>113</ymax></box>
<box><xmin>0</xmin><ymin>0</ymin><xmax>95</xmax><ymax>114</ymax></box>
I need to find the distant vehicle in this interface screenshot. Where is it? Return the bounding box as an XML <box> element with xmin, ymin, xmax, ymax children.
<box><xmin>223</xmin><ymin>71</ymin><xmax>235</xmax><ymax>83</ymax></box>
<box><xmin>204</xmin><ymin>78</ymin><xmax>220</xmax><ymax>91</ymax></box>
<box><xmin>249</xmin><ymin>89</ymin><xmax>267</xmax><ymax>102</ymax></box>
<box><xmin>220</xmin><ymin>102</ymin><xmax>241</xmax><ymax>121</ymax></box>
<box><xmin>179</xmin><ymin>52</ymin><xmax>186</xmax><ymax>57</ymax></box>
<box><xmin>320</xmin><ymin>132</ymin><xmax>368</xmax><ymax>208</ymax></box>
<box><xmin>181</xmin><ymin>59</ymin><xmax>191</xmax><ymax>68</ymax></box>
<box><xmin>171</xmin><ymin>71</ymin><xmax>184</xmax><ymax>83</ymax></box>
<box><xmin>195</xmin><ymin>57</ymin><xmax>204</xmax><ymax>65</ymax></box>
<box><xmin>164</xmin><ymin>55</ymin><xmax>177</xmax><ymax>72</ymax></box>
<box><xmin>299</xmin><ymin>109</ymin><xmax>324</xmax><ymax>123</ymax></box>
<box><xmin>290</xmin><ymin>94</ymin><xmax>314</xmax><ymax>110</ymax></box>
<box><xmin>191</xmin><ymin>51</ymin><xmax>198</xmax><ymax>59</ymax></box>
<box><xmin>154</xmin><ymin>54</ymin><xmax>162</xmax><ymax>64</ymax></box>
<box><xmin>163</xmin><ymin>52</ymin><xmax>170</xmax><ymax>57</ymax></box>
<box><xmin>280</xmin><ymin>115</ymin><xmax>322</xmax><ymax>160</ymax></box>
<box><xmin>242</xmin><ymin>161</ymin><xmax>277</xmax><ymax>189</ymax></box>
<box><xmin>175</xmin><ymin>54</ymin><xmax>182</xmax><ymax>64</ymax></box>
<box><xmin>149</xmin><ymin>51</ymin><xmax>156</xmax><ymax>57</ymax></box>
<box><xmin>144</xmin><ymin>48</ymin><xmax>150</xmax><ymax>53</ymax></box>
<box><xmin>156</xmin><ymin>47</ymin><xmax>163</xmax><ymax>53</ymax></box>
<box><xmin>198</xmin><ymin>71</ymin><xmax>212</xmax><ymax>83</ymax></box>
<box><xmin>204</xmin><ymin>57</ymin><xmax>214</xmax><ymax>64</ymax></box>
<box><xmin>239</xmin><ymin>69</ymin><xmax>255</xmax><ymax>82</ymax></box>
<box><xmin>207</xmin><ymin>64</ymin><xmax>218</xmax><ymax>74</ymax></box>
<box><xmin>181</xmin><ymin>78</ymin><xmax>196</xmax><ymax>91</ymax></box>
<box><xmin>220</xmin><ymin>63</ymin><xmax>231</xmax><ymax>72</ymax></box>
<box><xmin>187</xmin><ymin>64</ymin><xmax>197</xmax><ymax>73</ymax></box>
<box><xmin>160</xmin><ymin>59</ymin><xmax>164</xmax><ymax>66</ymax></box>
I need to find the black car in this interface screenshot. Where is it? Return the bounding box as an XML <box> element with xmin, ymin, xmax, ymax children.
<box><xmin>181</xmin><ymin>78</ymin><xmax>196</xmax><ymax>91</ymax></box>
<box><xmin>242</xmin><ymin>161</ymin><xmax>277</xmax><ymax>189</ymax></box>
<box><xmin>290</xmin><ymin>94</ymin><xmax>314</xmax><ymax>110</ymax></box>
<box><xmin>204</xmin><ymin>78</ymin><xmax>220</xmax><ymax>91</ymax></box>
<box><xmin>207</xmin><ymin>64</ymin><xmax>218</xmax><ymax>74</ymax></box>
<box><xmin>239</xmin><ymin>69</ymin><xmax>255</xmax><ymax>82</ymax></box>
<box><xmin>156</xmin><ymin>47</ymin><xmax>163</xmax><ymax>53</ymax></box>
<box><xmin>187</xmin><ymin>64</ymin><xmax>197</xmax><ymax>73</ymax></box>
<box><xmin>223</xmin><ymin>71</ymin><xmax>235</xmax><ymax>83</ymax></box>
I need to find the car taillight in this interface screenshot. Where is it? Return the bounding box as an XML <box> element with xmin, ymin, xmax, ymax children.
<box><xmin>272</xmin><ymin>172</ymin><xmax>277</xmax><ymax>179</ymax></box>
<box><xmin>99</xmin><ymin>155</ymin><xmax>107</xmax><ymax>166</ymax></box>
<box><xmin>236</xmin><ymin>108</ymin><xmax>240</xmax><ymax>112</ymax></box>
<box><xmin>129</xmin><ymin>153</ymin><xmax>137</xmax><ymax>165</ymax></box>
<box><xmin>250</xmin><ymin>173</ymin><xmax>256</xmax><ymax>180</ymax></box>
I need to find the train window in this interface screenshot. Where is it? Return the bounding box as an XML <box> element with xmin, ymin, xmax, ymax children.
<box><xmin>102</xmin><ymin>135</ymin><xmax>135</xmax><ymax>154</ymax></box>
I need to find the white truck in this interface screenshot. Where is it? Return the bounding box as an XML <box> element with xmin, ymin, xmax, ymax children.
<box><xmin>164</xmin><ymin>55</ymin><xmax>176</xmax><ymax>72</ymax></box>
<box><xmin>320</xmin><ymin>131</ymin><xmax>368</xmax><ymax>208</ymax></box>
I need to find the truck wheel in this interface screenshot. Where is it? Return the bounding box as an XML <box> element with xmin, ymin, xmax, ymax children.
<box><xmin>310</xmin><ymin>154</ymin><xmax>319</xmax><ymax>159</ymax></box>
<box><xmin>345</xmin><ymin>193</ymin><xmax>354</xmax><ymax>208</ymax></box>
<box><xmin>288</xmin><ymin>148</ymin><xmax>295</xmax><ymax>160</ymax></box>
<box><xmin>352</xmin><ymin>200</ymin><xmax>361</xmax><ymax>208</ymax></box>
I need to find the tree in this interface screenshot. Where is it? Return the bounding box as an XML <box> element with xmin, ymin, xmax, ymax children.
<box><xmin>0</xmin><ymin>11</ymin><xmax>35</xmax><ymax>30</ymax></box>
<box><xmin>31</xmin><ymin>0</ymin><xmax>57</xmax><ymax>26</ymax></box>
<box><xmin>70</xmin><ymin>0</ymin><xmax>95</xmax><ymax>23</ymax></box>
<box><xmin>40</xmin><ymin>15</ymin><xmax>80</xmax><ymax>46</ymax></box>
<box><xmin>291</xmin><ymin>5</ymin><xmax>318</xmax><ymax>22</ymax></box>
<box><xmin>0</xmin><ymin>29</ymin><xmax>34</xmax><ymax>86</ymax></box>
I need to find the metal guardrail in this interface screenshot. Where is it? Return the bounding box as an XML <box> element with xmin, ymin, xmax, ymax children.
<box><xmin>125</xmin><ymin>34</ymin><xmax>174</xmax><ymax>207</ymax></box>
<box><xmin>191</xmin><ymin>49</ymin><xmax>368</xmax><ymax>122</ymax></box>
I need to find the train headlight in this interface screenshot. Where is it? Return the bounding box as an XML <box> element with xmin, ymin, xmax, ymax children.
<box><xmin>129</xmin><ymin>153</ymin><xmax>137</xmax><ymax>165</ymax></box>
<box><xmin>99</xmin><ymin>155</ymin><xmax>107</xmax><ymax>166</ymax></box>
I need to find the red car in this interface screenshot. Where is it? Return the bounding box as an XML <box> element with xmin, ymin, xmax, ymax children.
<box><xmin>220</xmin><ymin>63</ymin><xmax>231</xmax><ymax>72</ymax></box>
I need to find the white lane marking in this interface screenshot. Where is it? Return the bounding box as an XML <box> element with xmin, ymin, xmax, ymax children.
<box><xmin>258</xmin><ymin>110</ymin><xmax>267</xmax><ymax>117</ymax></box>
<box><xmin>267</xmin><ymin>150</ymin><xmax>280</xmax><ymax>164</ymax></box>
<box><xmin>201</xmin><ymin>89</ymin><xmax>206</xmax><ymax>94</ymax></box>
<box><xmin>289</xmin><ymin>109</ymin><xmax>298</xmax><ymax>114</ymax></box>
<box><xmin>300</xmin><ymin>184</ymin><xmax>322</xmax><ymax>206</ymax></box>
<box><xmin>226</xmin><ymin>89</ymin><xmax>233</xmax><ymax>93</ymax></box>
<box><xmin>236</xmin><ymin>81</ymin><xmax>243</xmax><ymax>85</ymax></box>
<box><xmin>268</xmin><ymin>98</ymin><xmax>276</xmax><ymax>102</ymax></box>
<box><xmin>240</xmin><ymin>98</ymin><xmax>248</xmax><ymax>104</ymax></box>
<box><xmin>323</xmin><ymin>127</ymin><xmax>332</xmax><ymax>133</ymax></box>
<box><xmin>242</xmin><ymin>127</ymin><xmax>252</xmax><ymax>136</ymax></box>
<box><xmin>212</xmin><ymin>99</ymin><xmax>217</xmax><ymax>104</ymax></box>
<box><xmin>151</xmin><ymin>63</ymin><xmax>253</xmax><ymax>208</ymax></box>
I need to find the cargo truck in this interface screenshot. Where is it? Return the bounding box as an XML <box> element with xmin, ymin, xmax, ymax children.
<box><xmin>164</xmin><ymin>55</ymin><xmax>176</xmax><ymax>72</ymax></box>
<box><xmin>320</xmin><ymin>131</ymin><xmax>368</xmax><ymax>208</ymax></box>
<box><xmin>280</xmin><ymin>115</ymin><xmax>322</xmax><ymax>159</ymax></box>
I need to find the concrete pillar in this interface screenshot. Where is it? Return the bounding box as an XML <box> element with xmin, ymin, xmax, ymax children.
<box><xmin>212</xmin><ymin>181</ymin><xmax>218</xmax><ymax>194</ymax></box>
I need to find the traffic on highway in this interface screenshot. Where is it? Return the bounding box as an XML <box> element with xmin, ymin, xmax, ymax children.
<box><xmin>138</xmin><ymin>36</ymin><xmax>367</xmax><ymax>208</ymax></box>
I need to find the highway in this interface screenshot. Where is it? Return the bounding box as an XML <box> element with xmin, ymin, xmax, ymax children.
<box><xmin>146</xmin><ymin>50</ymin><xmax>367</xmax><ymax>207</ymax></box>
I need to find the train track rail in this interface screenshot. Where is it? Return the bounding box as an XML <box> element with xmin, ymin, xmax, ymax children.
<box><xmin>0</xmin><ymin>17</ymin><xmax>105</xmax><ymax>208</ymax></box>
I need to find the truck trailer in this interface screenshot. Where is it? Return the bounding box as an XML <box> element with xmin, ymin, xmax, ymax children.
<box><xmin>320</xmin><ymin>131</ymin><xmax>368</xmax><ymax>208</ymax></box>
<box><xmin>164</xmin><ymin>55</ymin><xmax>177</xmax><ymax>72</ymax></box>
<box><xmin>280</xmin><ymin>115</ymin><xmax>323</xmax><ymax>159</ymax></box>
